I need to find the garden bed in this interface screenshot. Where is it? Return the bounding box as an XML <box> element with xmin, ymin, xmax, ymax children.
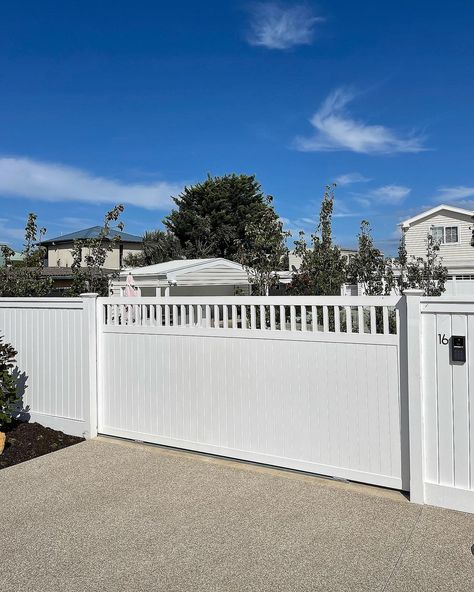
<box><xmin>0</xmin><ymin>421</ymin><xmax>84</xmax><ymax>470</ymax></box>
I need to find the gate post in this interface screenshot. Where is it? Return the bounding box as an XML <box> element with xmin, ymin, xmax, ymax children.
<box><xmin>81</xmin><ymin>293</ymin><xmax>99</xmax><ymax>438</ymax></box>
<box><xmin>403</xmin><ymin>289</ymin><xmax>424</xmax><ymax>503</ymax></box>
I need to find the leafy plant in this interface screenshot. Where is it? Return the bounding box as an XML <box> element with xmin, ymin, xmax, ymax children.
<box><xmin>124</xmin><ymin>229</ymin><xmax>183</xmax><ymax>267</ymax></box>
<box><xmin>0</xmin><ymin>213</ymin><xmax>52</xmax><ymax>297</ymax></box>
<box><xmin>0</xmin><ymin>336</ymin><xmax>19</xmax><ymax>428</ymax></box>
<box><xmin>348</xmin><ymin>220</ymin><xmax>393</xmax><ymax>296</ymax></box>
<box><xmin>69</xmin><ymin>205</ymin><xmax>125</xmax><ymax>296</ymax></box>
<box><xmin>238</xmin><ymin>195</ymin><xmax>290</xmax><ymax>295</ymax></box>
<box><xmin>397</xmin><ymin>230</ymin><xmax>448</xmax><ymax>296</ymax></box>
<box><xmin>288</xmin><ymin>184</ymin><xmax>347</xmax><ymax>296</ymax></box>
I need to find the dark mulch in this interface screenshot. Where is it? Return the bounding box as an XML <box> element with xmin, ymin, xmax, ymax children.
<box><xmin>0</xmin><ymin>421</ymin><xmax>84</xmax><ymax>470</ymax></box>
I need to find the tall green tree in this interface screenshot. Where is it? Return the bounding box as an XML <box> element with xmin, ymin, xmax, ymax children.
<box><xmin>348</xmin><ymin>220</ymin><xmax>393</xmax><ymax>295</ymax></box>
<box><xmin>288</xmin><ymin>185</ymin><xmax>346</xmax><ymax>295</ymax></box>
<box><xmin>0</xmin><ymin>213</ymin><xmax>52</xmax><ymax>297</ymax></box>
<box><xmin>124</xmin><ymin>229</ymin><xmax>183</xmax><ymax>267</ymax></box>
<box><xmin>238</xmin><ymin>195</ymin><xmax>290</xmax><ymax>295</ymax></box>
<box><xmin>164</xmin><ymin>173</ymin><xmax>278</xmax><ymax>261</ymax></box>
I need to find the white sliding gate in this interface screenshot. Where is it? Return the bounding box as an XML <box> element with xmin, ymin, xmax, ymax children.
<box><xmin>98</xmin><ymin>296</ymin><xmax>408</xmax><ymax>490</ymax></box>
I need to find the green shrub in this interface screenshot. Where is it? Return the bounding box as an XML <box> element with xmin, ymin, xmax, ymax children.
<box><xmin>0</xmin><ymin>336</ymin><xmax>19</xmax><ymax>428</ymax></box>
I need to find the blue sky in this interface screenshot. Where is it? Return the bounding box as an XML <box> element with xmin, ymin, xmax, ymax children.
<box><xmin>1</xmin><ymin>0</ymin><xmax>473</xmax><ymax>255</ymax></box>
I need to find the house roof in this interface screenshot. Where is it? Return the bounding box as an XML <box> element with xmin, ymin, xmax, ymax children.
<box><xmin>40</xmin><ymin>226</ymin><xmax>143</xmax><ymax>245</ymax></box>
<box><xmin>401</xmin><ymin>204</ymin><xmax>474</xmax><ymax>229</ymax></box>
<box><xmin>121</xmin><ymin>258</ymin><xmax>245</xmax><ymax>278</ymax></box>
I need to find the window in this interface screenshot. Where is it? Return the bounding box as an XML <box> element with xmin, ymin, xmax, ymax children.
<box><xmin>445</xmin><ymin>226</ymin><xmax>458</xmax><ymax>243</ymax></box>
<box><xmin>431</xmin><ymin>225</ymin><xmax>459</xmax><ymax>244</ymax></box>
<box><xmin>432</xmin><ymin>226</ymin><xmax>444</xmax><ymax>243</ymax></box>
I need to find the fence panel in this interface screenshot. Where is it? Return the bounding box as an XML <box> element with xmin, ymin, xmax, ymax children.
<box><xmin>98</xmin><ymin>296</ymin><xmax>406</xmax><ymax>489</ymax></box>
<box><xmin>420</xmin><ymin>297</ymin><xmax>474</xmax><ymax>512</ymax></box>
<box><xmin>0</xmin><ymin>297</ymin><xmax>94</xmax><ymax>437</ymax></box>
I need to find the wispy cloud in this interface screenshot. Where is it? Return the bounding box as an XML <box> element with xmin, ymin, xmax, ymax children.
<box><xmin>294</xmin><ymin>88</ymin><xmax>427</xmax><ymax>154</ymax></box>
<box><xmin>354</xmin><ymin>185</ymin><xmax>411</xmax><ymax>209</ymax></box>
<box><xmin>334</xmin><ymin>172</ymin><xmax>371</xmax><ymax>186</ymax></box>
<box><xmin>433</xmin><ymin>186</ymin><xmax>474</xmax><ymax>202</ymax></box>
<box><xmin>247</xmin><ymin>2</ymin><xmax>323</xmax><ymax>50</ymax></box>
<box><xmin>0</xmin><ymin>157</ymin><xmax>184</xmax><ymax>210</ymax></box>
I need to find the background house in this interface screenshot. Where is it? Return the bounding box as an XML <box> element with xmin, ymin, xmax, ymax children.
<box><xmin>401</xmin><ymin>204</ymin><xmax>474</xmax><ymax>295</ymax></box>
<box><xmin>39</xmin><ymin>226</ymin><xmax>143</xmax><ymax>294</ymax></box>
<box><xmin>110</xmin><ymin>258</ymin><xmax>251</xmax><ymax>296</ymax></box>
<box><xmin>288</xmin><ymin>247</ymin><xmax>357</xmax><ymax>271</ymax></box>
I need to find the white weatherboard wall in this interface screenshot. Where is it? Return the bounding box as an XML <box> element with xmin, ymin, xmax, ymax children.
<box><xmin>98</xmin><ymin>296</ymin><xmax>406</xmax><ymax>490</ymax></box>
<box><xmin>419</xmin><ymin>296</ymin><xmax>474</xmax><ymax>513</ymax></box>
<box><xmin>0</xmin><ymin>296</ymin><xmax>96</xmax><ymax>437</ymax></box>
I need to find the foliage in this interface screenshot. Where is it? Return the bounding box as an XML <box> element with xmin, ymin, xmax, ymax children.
<box><xmin>0</xmin><ymin>214</ymin><xmax>52</xmax><ymax>297</ymax></box>
<box><xmin>348</xmin><ymin>220</ymin><xmax>393</xmax><ymax>295</ymax></box>
<box><xmin>396</xmin><ymin>230</ymin><xmax>448</xmax><ymax>296</ymax></box>
<box><xmin>238</xmin><ymin>195</ymin><xmax>290</xmax><ymax>295</ymax></box>
<box><xmin>288</xmin><ymin>185</ymin><xmax>347</xmax><ymax>295</ymax></box>
<box><xmin>164</xmin><ymin>173</ymin><xmax>279</xmax><ymax>261</ymax></box>
<box><xmin>69</xmin><ymin>205</ymin><xmax>125</xmax><ymax>296</ymax></box>
<box><xmin>0</xmin><ymin>336</ymin><xmax>19</xmax><ymax>428</ymax></box>
<box><xmin>123</xmin><ymin>229</ymin><xmax>183</xmax><ymax>267</ymax></box>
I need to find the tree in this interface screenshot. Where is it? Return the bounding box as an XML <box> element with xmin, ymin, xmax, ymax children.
<box><xmin>238</xmin><ymin>195</ymin><xmax>290</xmax><ymax>295</ymax></box>
<box><xmin>288</xmin><ymin>185</ymin><xmax>346</xmax><ymax>295</ymax></box>
<box><xmin>124</xmin><ymin>229</ymin><xmax>183</xmax><ymax>267</ymax></box>
<box><xmin>397</xmin><ymin>230</ymin><xmax>448</xmax><ymax>296</ymax></box>
<box><xmin>164</xmin><ymin>173</ymin><xmax>278</xmax><ymax>261</ymax></box>
<box><xmin>69</xmin><ymin>205</ymin><xmax>125</xmax><ymax>296</ymax></box>
<box><xmin>0</xmin><ymin>213</ymin><xmax>52</xmax><ymax>297</ymax></box>
<box><xmin>0</xmin><ymin>336</ymin><xmax>19</xmax><ymax>429</ymax></box>
<box><xmin>348</xmin><ymin>220</ymin><xmax>393</xmax><ymax>296</ymax></box>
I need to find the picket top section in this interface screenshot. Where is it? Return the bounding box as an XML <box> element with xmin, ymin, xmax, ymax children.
<box><xmin>98</xmin><ymin>295</ymin><xmax>401</xmax><ymax>343</ymax></box>
<box><xmin>0</xmin><ymin>297</ymin><xmax>84</xmax><ymax>309</ymax></box>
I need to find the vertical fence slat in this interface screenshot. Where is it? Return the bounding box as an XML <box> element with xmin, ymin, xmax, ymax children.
<box><xmin>357</xmin><ymin>306</ymin><xmax>364</xmax><ymax>334</ymax></box>
<box><xmin>290</xmin><ymin>305</ymin><xmax>296</xmax><ymax>331</ymax></box>
<box><xmin>345</xmin><ymin>306</ymin><xmax>352</xmax><ymax>333</ymax></box>
<box><xmin>250</xmin><ymin>305</ymin><xmax>256</xmax><ymax>330</ymax></box>
<box><xmin>214</xmin><ymin>304</ymin><xmax>220</xmax><ymax>328</ymax></box>
<box><xmin>222</xmin><ymin>304</ymin><xmax>228</xmax><ymax>329</ymax></box>
<box><xmin>301</xmin><ymin>305</ymin><xmax>307</xmax><ymax>331</ymax></box>
<box><xmin>270</xmin><ymin>305</ymin><xmax>276</xmax><ymax>330</ymax></box>
<box><xmin>383</xmin><ymin>306</ymin><xmax>389</xmax><ymax>335</ymax></box>
<box><xmin>232</xmin><ymin>305</ymin><xmax>238</xmax><ymax>328</ymax></box>
<box><xmin>311</xmin><ymin>305</ymin><xmax>317</xmax><ymax>332</ymax></box>
<box><xmin>260</xmin><ymin>305</ymin><xmax>266</xmax><ymax>330</ymax></box>
<box><xmin>205</xmin><ymin>305</ymin><xmax>211</xmax><ymax>328</ymax></box>
<box><xmin>334</xmin><ymin>306</ymin><xmax>340</xmax><ymax>333</ymax></box>
<box><xmin>241</xmin><ymin>305</ymin><xmax>247</xmax><ymax>329</ymax></box>
<box><xmin>280</xmin><ymin>305</ymin><xmax>286</xmax><ymax>330</ymax></box>
<box><xmin>323</xmin><ymin>306</ymin><xmax>329</xmax><ymax>332</ymax></box>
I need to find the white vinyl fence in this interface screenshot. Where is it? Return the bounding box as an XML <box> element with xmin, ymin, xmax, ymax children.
<box><xmin>1</xmin><ymin>292</ymin><xmax>474</xmax><ymax>513</ymax></box>
<box><xmin>0</xmin><ymin>296</ymin><xmax>96</xmax><ymax>437</ymax></box>
<box><xmin>98</xmin><ymin>296</ymin><xmax>405</xmax><ymax>490</ymax></box>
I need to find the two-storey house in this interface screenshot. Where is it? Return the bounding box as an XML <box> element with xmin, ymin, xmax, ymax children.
<box><xmin>401</xmin><ymin>204</ymin><xmax>474</xmax><ymax>295</ymax></box>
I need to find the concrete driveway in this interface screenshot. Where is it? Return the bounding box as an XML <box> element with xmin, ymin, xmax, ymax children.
<box><xmin>1</xmin><ymin>438</ymin><xmax>473</xmax><ymax>592</ymax></box>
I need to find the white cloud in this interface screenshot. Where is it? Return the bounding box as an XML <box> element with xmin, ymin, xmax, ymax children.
<box><xmin>247</xmin><ymin>3</ymin><xmax>323</xmax><ymax>50</ymax></box>
<box><xmin>294</xmin><ymin>88</ymin><xmax>427</xmax><ymax>154</ymax></box>
<box><xmin>0</xmin><ymin>157</ymin><xmax>184</xmax><ymax>210</ymax></box>
<box><xmin>334</xmin><ymin>172</ymin><xmax>371</xmax><ymax>186</ymax></box>
<box><xmin>433</xmin><ymin>186</ymin><xmax>474</xmax><ymax>202</ymax></box>
<box><xmin>369</xmin><ymin>185</ymin><xmax>411</xmax><ymax>204</ymax></box>
<box><xmin>354</xmin><ymin>184</ymin><xmax>411</xmax><ymax>209</ymax></box>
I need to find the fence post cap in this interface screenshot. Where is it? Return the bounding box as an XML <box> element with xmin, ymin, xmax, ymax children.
<box><xmin>80</xmin><ymin>293</ymin><xmax>99</xmax><ymax>298</ymax></box>
<box><xmin>404</xmin><ymin>289</ymin><xmax>424</xmax><ymax>296</ymax></box>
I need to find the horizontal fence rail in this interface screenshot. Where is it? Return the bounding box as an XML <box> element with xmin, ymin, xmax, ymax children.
<box><xmin>100</xmin><ymin>296</ymin><xmax>401</xmax><ymax>337</ymax></box>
